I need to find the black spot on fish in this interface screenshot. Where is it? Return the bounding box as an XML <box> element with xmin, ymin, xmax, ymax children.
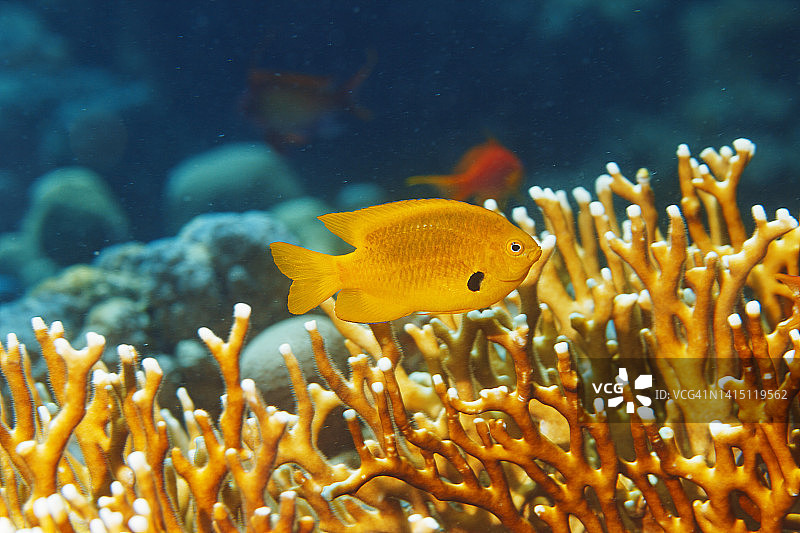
<box><xmin>467</xmin><ymin>271</ymin><xmax>484</xmax><ymax>292</ymax></box>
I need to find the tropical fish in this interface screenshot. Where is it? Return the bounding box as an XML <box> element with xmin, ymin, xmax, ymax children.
<box><xmin>406</xmin><ymin>139</ymin><xmax>523</xmax><ymax>204</ymax></box>
<box><xmin>241</xmin><ymin>51</ymin><xmax>376</xmax><ymax>148</ymax></box>
<box><xmin>270</xmin><ymin>198</ymin><xmax>541</xmax><ymax>323</ymax></box>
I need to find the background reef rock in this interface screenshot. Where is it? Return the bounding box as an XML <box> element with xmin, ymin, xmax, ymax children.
<box><xmin>93</xmin><ymin>210</ymin><xmax>295</xmax><ymax>351</ymax></box>
<box><xmin>23</xmin><ymin>166</ymin><xmax>130</xmax><ymax>266</ymax></box>
<box><xmin>0</xmin><ymin>166</ymin><xmax>131</xmax><ymax>292</ymax></box>
<box><xmin>164</xmin><ymin>142</ymin><xmax>304</xmax><ymax>229</ymax></box>
<box><xmin>240</xmin><ymin>314</ymin><xmax>349</xmax><ymax>412</ymax></box>
<box><xmin>271</xmin><ymin>196</ymin><xmax>345</xmax><ymax>255</ymax></box>
<box><xmin>0</xmin><ymin>210</ymin><xmax>296</xmax><ymax>377</ymax></box>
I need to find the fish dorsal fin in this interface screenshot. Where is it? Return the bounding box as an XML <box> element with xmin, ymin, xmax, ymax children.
<box><xmin>453</xmin><ymin>139</ymin><xmax>497</xmax><ymax>174</ymax></box>
<box><xmin>318</xmin><ymin>198</ymin><xmax>459</xmax><ymax>247</ymax></box>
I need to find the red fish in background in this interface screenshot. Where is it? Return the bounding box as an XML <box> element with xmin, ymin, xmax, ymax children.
<box><xmin>406</xmin><ymin>139</ymin><xmax>524</xmax><ymax>204</ymax></box>
<box><xmin>241</xmin><ymin>51</ymin><xmax>376</xmax><ymax>148</ymax></box>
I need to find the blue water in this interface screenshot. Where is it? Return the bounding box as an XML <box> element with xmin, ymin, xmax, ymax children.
<box><xmin>0</xmin><ymin>0</ymin><xmax>798</xmax><ymax>247</ymax></box>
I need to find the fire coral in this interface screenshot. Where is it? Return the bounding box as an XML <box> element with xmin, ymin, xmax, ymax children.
<box><xmin>2</xmin><ymin>138</ymin><xmax>800</xmax><ymax>532</ymax></box>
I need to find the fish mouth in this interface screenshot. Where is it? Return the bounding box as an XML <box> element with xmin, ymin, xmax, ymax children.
<box><xmin>527</xmin><ymin>249</ymin><xmax>542</xmax><ymax>261</ymax></box>
<box><xmin>497</xmin><ymin>272</ymin><xmax>530</xmax><ymax>283</ymax></box>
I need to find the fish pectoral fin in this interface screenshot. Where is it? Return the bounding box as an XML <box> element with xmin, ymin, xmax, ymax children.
<box><xmin>334</xmin><ymin>289</ymin><xmax>409</xmax><ymax>323</ymax></box>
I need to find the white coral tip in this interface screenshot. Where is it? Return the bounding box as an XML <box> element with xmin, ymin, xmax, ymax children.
<box><xmin>117</xmin><ymin>344</ymin><xmax>134</xmax><ymax>358</ymax></box>
<box><xmin>241</xmin><ymin>378</ymin><xmax>256</xmax><ymax>393</ymax></box>
<box><xmin>304</xmin><ymin>320</ymin><xmax>317</xmax><ymax>332</ymax></box>
<box><xmin>86</xmin><ymin>331</ymin><xmax>105</xmax><ymax>348</ymax></box>
<box><xmin>61</xmin><ymin>484</ymin><xmax>79</xmax><ymax>500</ymax></box>
<box><xmin>572</xmin><ymin>186</ymin><xmax>591</xmax><ymax>204</ymax></box>
<box><xmin>53</xmin><ymin>337</ymin><xmax>70</xmax><ymax>356</ymax></box>
<box><xmin>127</xmin><ymin>451</ymin><xmax>147</xmax><ymax>470</ymax></box>
<box><xmin>511</xmin><ymin>206</ymin><xmax>528</xmax><ymax>222</ymax></box>
<box><xmin>278</xmin><ymin>343</ymin><xmax>292</xmax><ymax>356</ymax></box>
<box><xmin>377</xmin><ymin>357</ymin><xmax>392</xmax><ymax>371</ymax></box>
<box><xmin>733</xmin><ymin>138</ymin><xmax>754</xmax><ymax>154</ymax></box>
<box><xmin>676</xmin><ymin>144</ymin><xmax>690</xmax><ymax>157</ymax></box>
<box><xmin>233</xmin><ymin>302</ymin><xmax>252</xmax><ymax>319</ymax></box>
<box><xmin>595</xmin><ymin>174</ymin><xmax>612</xmax><ymax>192</ymax></box>
<box><xmin>727</xmin><ymin>314</ymin><xmax>742</xmax><ymax>328</ymax></box>
<box><xmin>128</xmin><ymin>515</ymin><xmax>149</xmax><ymax>533</ymax></box>
<box><xmin>626</xmin><ymin>204</ymin><xmax>642</xmax><ymax>218</ymax></box>
<box><xmin>751</xmin><ymin>204</ymin><xmax>766</xmax><ymax>222</ymax></box>
<box><xmin>32</xmin><ymin>497</ymin><xmax>49</xmax><ymax>519</ymax></box>
<box><xmin>606</xmin><ymin>162</ymin><xmax>621</xmax><ymax>175</ymax></box>
<box><xmin>89</xmin><ymin>518</ymin><xmax>109</xmax><ymax>533</ymax></box>
<box><xmin>708</xmin><ymin>420</ymin><xmax>728</xmax><ymax>437</ymax></box>
<box><xmin>197</xmin><ymin>327</ymin><xmax>214</xmax><ymax>342</ymax></box>
<box><xmin>141</xmin><ymin>357</ymin><xmax>161</xmax><ymax>374</ymax></box>
<box><xmin>5</xmin><ymin>332</ymin><xmax>18</xmax><ymax>348</ymax></box>
<box><xmin>745</xmin><ymin>300</ymin><xmax>761</xmax><ymax>317</ymax></box>
<box><xmin>666</xmin><ymin>204</ymin><xmax>681</xmax><ymax>218</ymax></box>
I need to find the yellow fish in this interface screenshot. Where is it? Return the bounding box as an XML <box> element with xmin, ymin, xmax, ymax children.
<box><xmin>270</xmin><ymin>198</ymin><xmax>541</xmax><ymax>323</ymax></box>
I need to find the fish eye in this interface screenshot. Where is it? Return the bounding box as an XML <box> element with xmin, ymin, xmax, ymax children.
<box><xmin>506</xmin><ymin>240</ymin><xmax>524</xmax><ymax>256</ymax></box>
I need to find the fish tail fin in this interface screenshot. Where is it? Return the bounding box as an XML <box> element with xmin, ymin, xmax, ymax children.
<box><xmin>270</xmin><ymin>242</ymin><xmax>341</xmax><ymax>314</ymax></box>
<box><xmin>406</xmin><ymin>174</ymin><xmax>469</xmax><ymax>200</ymax></box>
<box><xmin>406</xmin><ymin>173</ymin><xmax>460</xmax><ymax>188</ymax></box>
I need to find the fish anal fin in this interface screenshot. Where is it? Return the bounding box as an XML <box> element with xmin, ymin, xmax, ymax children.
<box><xmin>335</xmin><ymin>288</ymin><xmax>409</xmax><ymax>323</ymax></box>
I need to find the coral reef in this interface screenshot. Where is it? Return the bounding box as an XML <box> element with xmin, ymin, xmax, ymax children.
<box><xmin>3</xmin><ymin>139</ymin><xmax>800</xmax><ymax>532</ymax></box>
<box><xmin>0</xmin><ymin>210</ymin><xmax>295</xmax><ymax>379</ymax></box>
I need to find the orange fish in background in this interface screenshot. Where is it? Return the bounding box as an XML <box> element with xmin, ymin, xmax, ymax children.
<box><xmin>406</xmin><ymin>139</ymin><xmax>524</xmax><ymax>204</ymax></box>
<box><xmin>241</xmin><ymin>50</ymin><xmax>376</xmax><ymax>148</ymax></box>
